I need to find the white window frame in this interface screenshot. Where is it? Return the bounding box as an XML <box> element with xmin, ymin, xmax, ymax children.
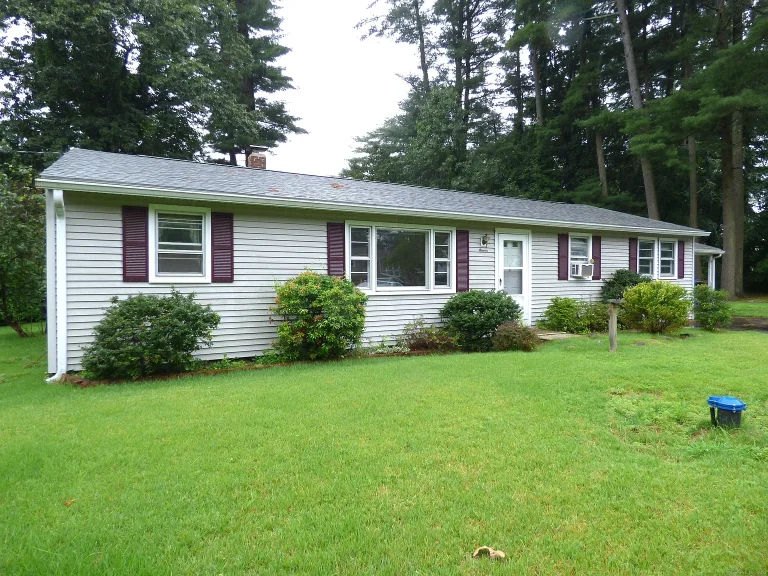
<box><xmin>658</xmin><ymin>239</ymin><xmax>677</xmax><ymax>278</ymax></box>
<box><xmin>149</xmin><ymin>204</ymin><xmax>212</xmax><ymax>284</ymax></box>
<box><xmin>637</xmin><ymin>237</ymin><xmax>657</xmax><ymax>278</ymax></box>
<box><xmin>349</xmin><ymin>225</ymin><xmax>372</xmax><ymax>290</ymax></box>
<box><xmin>345</xmin><ymin>221</ymin><xmax>456</xmax><ymax>294</ymax></box>
<box><xmin>568</xmin><ymin>233</ymin><xmax>592</xmax><ymax>279</ymax></box>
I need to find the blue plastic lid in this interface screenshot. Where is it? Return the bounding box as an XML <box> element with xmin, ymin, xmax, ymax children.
<box><xmin>707</xmin><ymin>396</ymin><xmax>747</xmax><ymax>412</ymax></box>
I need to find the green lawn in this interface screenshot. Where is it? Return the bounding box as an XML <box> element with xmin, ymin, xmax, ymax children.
<box><xmin>731</xmin><ymin>297</ymin><xmax>768</xmax><ymax>318</ymax></box>
<box><xmin>1</xmin><ymin>328</ymin><xmax>766</xmax><ymax>575</ymax></box>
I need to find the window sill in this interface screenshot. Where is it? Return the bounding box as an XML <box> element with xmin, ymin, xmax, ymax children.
<box><xmin>149</xmin><ymin>276</ymin><xmax>212</xmax><ymax>284</ymax></box>
<box><xmin>359</xmin><ymin>288</ymin><xmax>456</xmax><ymax>297</ymax></box>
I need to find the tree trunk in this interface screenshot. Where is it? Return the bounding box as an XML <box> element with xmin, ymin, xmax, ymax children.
<box><xmin>731</xmin><ymin>9</ymin><xmax>744</xmax><ymax>297</ymax></box>
<box><xmin>721</xmin><ymin>115</ymin><xmax>737</xmax><ymax>297</ymax></box>
<box><xmin>0</xmin><ymin>289</ymin><xmax>30</xmax><ymax>337</ymax></box>
<box><xmin>531</xmin><ymin>45</ymin><xmax>544</xmax><ymax>127</ymax></box>
<box><xmin>229</xmin><ymin>149</ymin><xmax>238</xmax><ymax>166</ymax></box>
<box><xmin>596</xmin><ymin>130</ymin><xmax>609</xmax><ymax>198</ymax></box>
<box><xmin>616</xmin><ymin>0</ymin><xmax>659</xmax><ymax>219</ymax></box>
<box><xmin>731</xmin><ymin>110</ymin><xmax>744</xmax><ymax>297</ymax></box>
<box><xmin>688</xmin><ymin>136</ymin><xmax>697</xmax><ymax>228</ymax></box>
<box><xmin>514</xmin><ymin>45</ymin><xmax>524</xmax><ymax>131</ymax></box>
<box><xmin>414</xmin><ymin>0</ymin><xmax>430</xmax><ymax>92</ymax></box>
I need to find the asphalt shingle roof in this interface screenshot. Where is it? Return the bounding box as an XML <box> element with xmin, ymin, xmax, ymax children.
<box><xmin>39</xmin><ymin>148</ymin><xmax>704</xmax><ymax>235</ymax></box>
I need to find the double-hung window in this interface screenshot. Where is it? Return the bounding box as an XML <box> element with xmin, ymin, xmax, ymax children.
<box><xmin>349</xmin><ymin>227</ymin><xmax>371</xmax><ymax>288</ymax></box>
<box><xmin>149</xmin><ymin>205</ymin><xmax>211</xmax><ymax>283</ymax></box>
<box><xmin>638</xmin><ymin>239</ymin><xmax>655</xmax><ymax>276</ymax></box>
<box><xmin>433</xmin><ymin>231</ymin><xmax>451</xmax><ymax>288</ymax></box>
<box><xmin>348</xmin><ymin>224</ymin><xmax>454</xmax><ymax>292</ymax></box>
<box><xmin>569</xmin><ymin>235</ymin><xmax>590</xmax><ymax>277</ymax></box>
<box><xmin>659</xmin><ymin>240</ymin><xmax>676</xmax><ymax>277</ymax></box>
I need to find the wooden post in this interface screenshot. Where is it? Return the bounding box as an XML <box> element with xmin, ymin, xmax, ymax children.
<box><xmin>608</xmin><ymin>299</ymin><xmax>621</xmax><ymax>352</ymax></box>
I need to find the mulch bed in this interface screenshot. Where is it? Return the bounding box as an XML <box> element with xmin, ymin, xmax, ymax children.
<box><xmin>60</xmin><ymin>349</ymin><xmax>446</xmax><ymax>388</ymax></box>
<box><xmin>730</xmin><ymin>317</ymin><xmax>768</xmax><ymax>333</ymax></box>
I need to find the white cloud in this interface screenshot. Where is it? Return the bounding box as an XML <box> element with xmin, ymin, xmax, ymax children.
<box><xmin>267</xmin><ymin>0</ymin><xmax>416</xmax><ymax>176</ymax></box>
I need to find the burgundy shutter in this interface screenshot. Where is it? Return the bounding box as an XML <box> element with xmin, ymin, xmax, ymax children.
<box><xmin>122</xmin><ymin>206</ymin><xmax>148</xmax><ymax>282</ymax></box>
<box><xmin>629</xmin><ymin>238</ymin><xmax>638</xmax><ymax>273</ymax></box>
<box><xmin>557</xmin><ymin>234</ymin><xmax>569</xmax><ymax>280</ymax></box>
<box><xmin>211</xmin><ymin>212</ymin><xmax>234</xmax><ymax>283</ymax></box>
<box><xmin>678</xmin><ymin>240</ymin><xmax>685</xmax><ymax>279</ymax></box>
<box><xmin>327</xmin><ymin>223</ymin><xmax>345</xmax><ymax>277</ymax></box>
<box><xmin>592</xmin><ymin>235</ymin><xmax>602</xmax><ymax>280</ymax></box>
<box><xmin>456</xmin><ymin>230</ymin><xmax>470</xmax><ymax>292</ymax></box>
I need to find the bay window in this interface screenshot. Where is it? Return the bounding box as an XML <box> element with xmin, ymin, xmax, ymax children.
<box><xmin>348</xmin><ymin>224</ymin><xmax>454</xmax><ymax>292</ymax></box>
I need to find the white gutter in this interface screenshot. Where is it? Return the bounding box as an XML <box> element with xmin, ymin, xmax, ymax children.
<box><xmin>46</xmin><ymin>189</ymin><xmax>67</xmax><ymax>383</ymax></box>
<box><xmin>35</xmin><ymin>177</ymin><xmax>708</xmax><ymax>238</ymax></box>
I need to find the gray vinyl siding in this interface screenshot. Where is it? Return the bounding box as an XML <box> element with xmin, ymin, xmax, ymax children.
<box><xmin>528</xmin><ymin>231</ymin><xmax>694</xmax><ymax>324</ymax></box>
<box><xmin>62</xmin><ymin>194</ymin><xmax>498</xmax><ymax>369</ymax></box>
<box><xmin>60</xmin><ymin>191</ymin><xmax>695</xmax><ymax>370</ymax></box>
<box><xmin>362</xmin><ymin>230</ymin><xmax>495</xmax><ymax>343</ymax></box>
<box><xmin>65</xmin><ymin>197</ymin><xmax>327</xmax><ymax>369</ymax></box>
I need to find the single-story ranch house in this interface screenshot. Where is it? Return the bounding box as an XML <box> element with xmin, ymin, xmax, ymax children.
<box><xmin>38</xmin><ymin>148</ymin><xmax>712</xmax><ymax>379</ymax></box>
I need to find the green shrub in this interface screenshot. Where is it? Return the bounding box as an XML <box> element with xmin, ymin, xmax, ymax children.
<box><xmin>538</xmin><ymin>297</ymin><xmax>608</xmax><ymax>334</ymax></box>
<box><xmin>492</xmin><ymin>321</ymin><xmax>540</xmax><ymax>352</ymax></box>
<box><xmin>622</xmin><ymin>281</ymin><xmax>691</xmax><ymax>334</ymax></box>
<box><xmin>538</xmin><ymin>297</ymin><xmax>586</xmax><ymax>333</ymax></box>
<box><xmin>272</xmin><ymin>271</ymin><xmax>368</xmax><ymax>361</ymax></box>
<box><xmin>81</xmin><ymin>290</ymin><xmax>220</xmax><ymax>380</ymax></box>
<box><xmin>398</xmin><ymin>317</ymin><xmax>458</xmax><ymax>352</ymax></box>
<box><xmin>693</xmin><ymin>284</ymin><xmax>733</xmax><ymax>330</ymax></box>
<box><xmin>601</xmin><ymin>269</ymin><xmax>651</xmax><ymax>302</ymax></box>
<box><xmin>439</xmin><ymin>290</ymin><xmax>521</xmax><ymax>352</ymax></box>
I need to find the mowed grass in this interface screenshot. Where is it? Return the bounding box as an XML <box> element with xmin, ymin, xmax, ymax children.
<box><xmin>1</xmin><ymin>328</ymin><xmax>767</xmax><ymax>575</ymax></box>
<box><xmin>731</xmin><ymin>297</ymin><xmax>768</xmax><ymax>318</ymax></box>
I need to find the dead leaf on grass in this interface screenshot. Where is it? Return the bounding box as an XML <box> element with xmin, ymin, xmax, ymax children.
<box><xmin>472</xmin><ymin>546</ymin><xmax>506</xmax><ymax>561</ymax></box>
<box><xmin>64</xmin><ymin>498</ymin><xmax>75</xmax><ymax>507</ymax></box>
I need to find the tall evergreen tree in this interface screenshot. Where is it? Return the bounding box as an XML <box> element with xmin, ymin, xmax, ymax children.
<box><xmin>0</xmin><ymin>0</ymin><xmax>302</xmax><ymax>163</ymax></box>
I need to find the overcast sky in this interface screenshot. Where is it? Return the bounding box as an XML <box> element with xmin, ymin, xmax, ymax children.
<box><xmin>266</xmin><ymin>0</ymin><xmax>415</xmax><ymax>176</ymax></box>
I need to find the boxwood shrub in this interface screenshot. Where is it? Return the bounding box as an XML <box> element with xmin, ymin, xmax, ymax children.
<box><xmin>538</xmin><ymin>297</ymin><xmax>608</xmax><ymax>334</ymax></box>
<box><xmin>622</xmin><ymin>281</ymin><xmax>691</xmax><ymax>334</ymax></box>
<box><xmin>693</xmin><ymin>284</ymin><xmax>733</xmax><ymax>330</ymax></box>
<box><xmin>601</xmin><ymin>269</ymin><xmax>651</xmax><ymax>302</ymax></box>
<box><xmin>272</xmin><ymin>271</ymin><xmax>368</xmax><ymax>361</ymax></box>
<box><xmin>492</xmin><ymin>321</ymin><xmax>540</xmax><ymax>352</ymax></box>
<box><xmin>440</xmin><ymin>290</ymin><xmax>521</xmax><ymax>352</ymax></box>
<box><xmin>81</xmin><ymin>290</ymin><xmax>220</xmax><ymax>380</ymax></box>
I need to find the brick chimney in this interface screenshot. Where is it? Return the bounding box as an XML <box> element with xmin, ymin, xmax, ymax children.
<box><xmin>247</xmin><ymin>145</ymin><xmax>268</xmax><ymax>170</ymax></box>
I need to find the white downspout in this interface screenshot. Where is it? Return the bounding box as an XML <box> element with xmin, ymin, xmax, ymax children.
<box><xmin>46</xmin><ymin>190</ymin><xmax>67</xmax><ymax>383</ymax></box>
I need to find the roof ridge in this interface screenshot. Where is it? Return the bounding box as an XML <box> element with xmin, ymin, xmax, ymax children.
<box><xmin>42</xmin><ymin>148</ymin><xmax>703</xmax><ymax>235</ymax></box>
<box><xmin>61</xmin><ymin>148</ymin><xmax>577</xmax><ymax>209</ymax></box>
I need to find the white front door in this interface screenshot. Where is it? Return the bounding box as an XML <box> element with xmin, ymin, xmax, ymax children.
<box><xmin>498</xmin><ymin>233</ymin><xmax>530</xmax><ymax>322</ymax></box>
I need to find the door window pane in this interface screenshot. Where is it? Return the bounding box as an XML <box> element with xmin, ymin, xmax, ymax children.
<box><xmin>504</xmin><ymin>240</ymin><xmax>523</xmax><ymax>268</ymax></box>
<box><xmin>376</xmin><ymin>229</ymin><xmax>427</xmax><ymax>288</ymax></box>
<box><xmin>504</xmin><ymin>269</ymin><xmax>523</xmax><ymax>295</ymax></box>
